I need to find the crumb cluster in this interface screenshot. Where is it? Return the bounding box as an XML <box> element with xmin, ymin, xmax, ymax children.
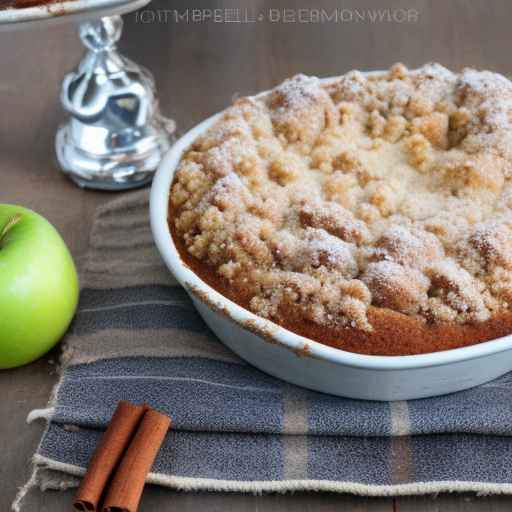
<box><xmin>171</xmin><ymin>63</ymin><xmax>512</xmax><ymax>333</ymax></box>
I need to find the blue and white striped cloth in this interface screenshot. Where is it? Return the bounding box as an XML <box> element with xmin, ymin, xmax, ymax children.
<box><xmin>28</xmin><ymin>190</ymin><xmax>512</xmax><ymax>496</ymax></box>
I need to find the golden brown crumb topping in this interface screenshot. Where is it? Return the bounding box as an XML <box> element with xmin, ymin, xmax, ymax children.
<box><xmin>170</xmin><ymin>63</ymin><xmax>512</xmax><ymax>333</ymax></box>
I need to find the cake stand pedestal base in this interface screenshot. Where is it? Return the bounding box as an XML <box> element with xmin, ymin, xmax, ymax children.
<box><xmin>55</xmin><ymin>15</ymin><xmax>174</xmax><ymax>191</ymax></box>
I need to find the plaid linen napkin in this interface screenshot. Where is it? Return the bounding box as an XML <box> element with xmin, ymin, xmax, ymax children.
<box><xmin>20</xmin><ymin>190</ymin><xmax>512</xmax><ymax>500</ymax></box>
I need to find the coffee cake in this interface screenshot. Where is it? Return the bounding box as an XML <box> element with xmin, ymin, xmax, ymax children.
<box><xmin>169</xmin><ymin>63</ymin><xmax>512</xmax><ymax>355</ymax></box>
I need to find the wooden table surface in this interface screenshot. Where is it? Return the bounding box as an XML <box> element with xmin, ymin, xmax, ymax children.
<box><xmin>2</xmin><ymin>0</ymin><xmax>512</xmax><ymax>510</ymax></box>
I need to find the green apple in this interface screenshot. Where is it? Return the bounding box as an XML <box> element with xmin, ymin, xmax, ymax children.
<box><xmin>0</xmin><ymin>204</ymin><xmax>79</xmax><ymax>369</ymax></box>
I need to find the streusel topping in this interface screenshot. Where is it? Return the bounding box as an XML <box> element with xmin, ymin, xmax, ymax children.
<box><xmin>171</xmin><ymin>63</ymin><xmax>512</xmax><ymax>333</ymax></box>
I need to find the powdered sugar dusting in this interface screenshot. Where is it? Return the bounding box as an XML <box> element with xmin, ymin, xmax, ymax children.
<box><xmin>302</xmin><ymin>228</ymin><xmax>358</xmax><ymax>276</ymax></box>
<box><xmin>270</xmin><ymin>74</ymin><xmax>323</xmax><ymax>111</ymax></box>
<box><xmin>458</xmin><ymin>69</ymin><xmax>512</xmax><ymax>131</ymax></box>
<box><xmin>171</xmin><ymin>63</ymin><xmax>512</xmax><ymax>335</ymax></box>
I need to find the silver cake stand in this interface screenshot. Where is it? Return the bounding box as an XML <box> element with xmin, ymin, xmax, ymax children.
<box><xmin>0</xmin><ymin>0</ymin><xmax>174</xmax><ymax>190</ymax></box>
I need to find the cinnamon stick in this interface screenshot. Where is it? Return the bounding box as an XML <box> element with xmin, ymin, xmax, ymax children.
<box><xmin>102</xmin><ymin>408</ymin><xmax>172</xmax><ymax>512</ymax></box>
<box><xmin>73</xmin><ymin>401</ymin><xmax>147</xmax><ymax>512</ymax></box>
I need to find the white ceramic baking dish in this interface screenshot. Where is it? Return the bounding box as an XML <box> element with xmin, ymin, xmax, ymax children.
<box><xmin>150</xmin><ymin>77</ymin><xmax>512</xmax><ymax>401</ymax></box>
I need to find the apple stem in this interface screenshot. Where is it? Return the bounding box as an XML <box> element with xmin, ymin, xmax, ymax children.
<box><xmin>0</xmin><ymin>213</ymin><xmax>22</xmax><ymax>243</ymax></box>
